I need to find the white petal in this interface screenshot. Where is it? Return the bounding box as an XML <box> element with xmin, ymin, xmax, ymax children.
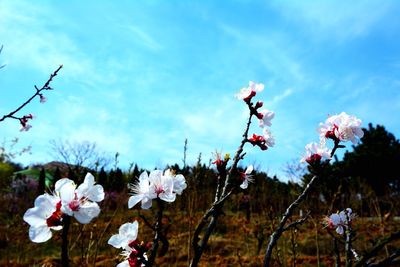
<box><xmin>108</xmin><ymin>234</ymin><xmax>127</xmax><ymax>249</ymax></box>
<box><xmin>245</xmin><ymin>165</ymin><xmax>253</xmax><ymax>174</ymax></box>
<box><xmin>128</xmin><ymin>195</ymin><xmax>143</xmax><ymax>209</ymax></box>
<box><xmin>240</xmin><ymin>180</ymin><xmax>249</xmax><ymax>189</ymax></box>
<box><xmin>116</xmin><ymin>261</ymin><xmax>130</xmax><ymax>267</ymax></box>
<box><xmin>173</xmin><ymin>174</ymin><xmax>187</xmax><ymax>195</ymax></box>
<box><xmin>29</xmin><ymin>225</ymin><xmax>52</xmax><ymax>243</ymax></box>
<box><xmin>57</xmin><ymin>179</ymin><xmax>76</xmax><ymax>203</ymax></box>
<box><xmin>24</xmin><ymin>207</ymin><xmax>47</xmax><ymax>227</ymax></box>
<box><xmin>119</xmin><ymin>221</ymin><xmax>138</xmax><ymax>240</ymax></box>
<box><xmin>86</xmin><ymin>184</ymin><xmax>105</xmax><ymax>202</ymax></box>
<box><xmin>160</xmin><ymin>192</ymin><xmax>176</xmax><ymax>203</ymax></box>
<box><xmin>141</xmin><ymin>198</ymin><xmax>153</xmax><ymax>209</ymax></box>
<box><xmin>74</xmin><ymin>202</ymin><xmax>100</xmax><ymax>224</ymax></box>
<box><xmin>330</xmin><ymin>214</ymin><xmax>340</xmax><ymax>225</ymax></box>
<box><xmin>336</xmin><ymin>226</ymin><xmax>344</xmax><ymax>235</ymax></box>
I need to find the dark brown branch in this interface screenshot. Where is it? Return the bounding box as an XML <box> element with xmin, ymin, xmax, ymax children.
<box><xmin>190</xmin><ymin>101</ymin><xmax>255</xmax><ymax>267</ymax></box>
<box><xmin>0</xmin><ymin>65</ymin><xmax>63</xmax><ymax>123</ymax></box>
<box><xmin>282</xmin><ymin>211</ymin><xmax>311</xmax><ymax>232</ymax></box>
<box><xmin>367</xmin><ymin>249</ymin><xmax>400</xmax><ymax>267</ymax></box>
<box><xmin>354</xmin><ymin>230</ymin><xmax>400</xmax><ymax>267</ymax></box>
<box><xmin>263</xmin><ymin>174</ymin><xmax>319</xmax><ymax>265</ymax></box>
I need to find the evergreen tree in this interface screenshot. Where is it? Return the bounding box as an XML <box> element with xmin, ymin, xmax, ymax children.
<box><xmin>98</xmin><ymin>167</ymin><xmax>108</xmax><ymax>189</ymax></box>
<box><xmin>37</xmin><ymin>167</ymin><xmax>46</xmax><ymax>194</ymax></box>
<box><xmin>343</xmin><ymin>124</ymin><xmax>400</xmax><ymax>196</ymax></box>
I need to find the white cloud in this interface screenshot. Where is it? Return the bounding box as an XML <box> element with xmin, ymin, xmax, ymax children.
<box><xmin>271</xmin><ymin>0</ymin><xmax>395</xmax><ymax>42</ymax></box>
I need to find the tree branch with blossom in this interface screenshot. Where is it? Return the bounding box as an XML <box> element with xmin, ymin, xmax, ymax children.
<box><xmin>0</xmin><ymin>64</ymin><xmax>63</xmax><ymax>130</ymax></box>
<box><xmin>190</xmin><ymin>81</ymin><xmax>275</xmax><ymax>267</ymax></box>
<box><xmin>263</xmin><ymin>111</ymin><xmax>364</xmax><ymax>266</ymax></box>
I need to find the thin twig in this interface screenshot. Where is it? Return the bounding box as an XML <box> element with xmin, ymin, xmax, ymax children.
<box><xmin>190</xmin><ymin>108</ymin><xmax>253</xmax><ymax>267</ymax></box>
<box><xmin>263</xmin><ymin>175</ymin><xmax>319</xmax><ymax>266</ymax></box>
<box><xmin>282</xmin><ymin>211</ymin><xmax>311</xmax><ymax>232</ymax></box>
<box><xmin>354</xmin><ymin>230</ymin><xmax>400</xmax><ymax>267</ymax></box>
<box><xmin>0</xmin><ymin>65</ymin><xmax>63</xmax><ymax>123</ymax></box>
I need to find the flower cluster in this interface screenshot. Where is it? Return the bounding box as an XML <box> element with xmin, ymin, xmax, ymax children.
<box><xmin>19</xmin><ymin>114</ymin><xmax>34</xmax><ymax>131</ymax></box>
<box><xmin>324</xmin><ymin>208</ymin><xmax>355</xmax><ymax>235</ymax></box>
<box><xmin>318</xmin><ymin>112</ymin><xmax>364</xmax><ymax>144</ymax></box>
<box><xmin>108</xmin><ymin>221</ymin><xmax>150</xmax><ymax>267</ymax></box>
<box><xmin>301</xmin><ymin>112</ymin><xmax>364</xmax><ymax>165</ymax></box>
<box><xmin>128</xmin><ymin>169</ymin><xmax>187</xmax><ymax>209</ymax></box>
<box><xmin>23</xmin><ymin>173</ymin><xmax>104</xmax><ymax>243</ymax></box>
<box><xmin>235</xmin><ymin>81</ymin><xmax>275</xmax><ymax>151</ymax></box>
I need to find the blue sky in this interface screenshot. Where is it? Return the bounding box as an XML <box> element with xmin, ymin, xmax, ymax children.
<box><xmin>1</xmin><ymin>0</ymin><xmax>399</xmax><ymax>181</ymax></box>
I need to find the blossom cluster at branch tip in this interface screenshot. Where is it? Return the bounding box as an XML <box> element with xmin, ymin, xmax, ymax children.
<box><xmin>108</xmin><ymin>221</ymin><xmax>150</xmax><ymax>267</ymax></box>
<box><xmin>239</xmin><ymin>165</ymin><xmax>254</xmax><ymax>189</ymax></box>
<box><xmin>248</xmin><ymin>128</ymin><xmax>275</xmax><ymax>150</ymax></box>
<box><xmin>235</xmin><ymin>81</ymin><xmax>264</xmax><ymax>102</ymax></box>
<box><xmin>324</xmin><ymin>208</ymin><xmax>355</xmax><ymax>235</ymax></box>
<box><xmin>128</xmin><ymin>169</ymin><xmax>187</xmax><ymax>209</ymax></box>
<box><xmin>23</xmin><ymin>173</ymin><xmax>104</xmax><ymax>243</ymax></box>
<box><xmin>19</xmin><ymin>114</ymin><xmax>34</xmax><ymax>131</ymax></box>
<box><xmin>39</xmin><ymin>94</ymin><xmax>47</xmax><ymax>103</ymax></box>
<box><xmin>301</xmin><ymin>142</ymin><xmax>331</xmax><ymax>165</ymax></box>
<box><xmin>235</xmin><ymin>81</ymin><xmax>275</xmax><ymax>151</ymax></box>
<box><xmin>318</xmin><ymin>112</ymin><xmax>364</xmax><ymax>144</ymax></box>
<box><xmin>301</xmin><ymin>112</ymin><xmax>363</xmax><ymax>166</ymax></box>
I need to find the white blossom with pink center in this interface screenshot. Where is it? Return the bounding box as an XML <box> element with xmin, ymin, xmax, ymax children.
<box><xmin>23</xmin><ymin>193</ymin><xmax>63</xmax><ymax>243</ymax></box>
<box><xmin>262</xmin><ymin>128</ymin><xmax>275</xmax><ymax>147</ymax></box>
<box><xmin>108</xmin><ymin>221</ymin><xmax>139</xmax><ymax>250</ymax></box>
<box><xmin>326</xmin><ymin>208</ymin><xmax>355</xmax><ymax>235</ymax></box>
<box><xmin>129</xmin><ymin>169</ymin><xmax>187</xmax><ymax>209</ymax></box>
<box><xmin>56</xmin><ymin>173</ymin><xmax>104</xmax><ymax>224</ymax></box>
<box><xmin>300</xmin><ymin>142</ymin><xmax>331</xmax><ymax>164</ymax></box>
<box><xmin>258</xmin><ymin>109</ymin><xmax>275</xmax><ymax>128</ymax></box>
<box><xmin>235</xmin><ymin>81</ymin><xmax>264</xmax><ymax>101</ymax></box>
<box><xmin>318</xmin><ymin>112</ymin><xmax>364</xmax><ymax>144</ymax></box>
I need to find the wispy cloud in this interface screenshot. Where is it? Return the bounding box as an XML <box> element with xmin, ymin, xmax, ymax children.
<box><xmin>271</xmin><ymin>0</ymin><xmax>397</xmax><ymax>42</ymax></box>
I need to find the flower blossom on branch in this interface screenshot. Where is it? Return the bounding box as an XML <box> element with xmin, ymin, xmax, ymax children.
<box><xmin>248</xmin><ymin>128</ymin><xmax>275</xmax><ymax>150</ymax></box>
<box><xmin>300</xmin><ymin>142</ymin><xmax>331</xmax><ymax>165</ymax></box>
<box><xmin>325</xmin><ymin>208</ymin><xmax>355</xmax><ymax>235</ymax></box>
<box><xmin>235</xmin><ymin>81</ymin><xmax>264</xmax><ymax>102</ymax></box>
<box><xmin>128</xmin><ymin>169</ymin><xmax>187</xmax><ymax>209</ymax></box>
<box><xmin>19</xmin><ymin>114</ymin><xmax>34</xmax><ymax>131</ymax></box>
<box><xmin>257</xmin><ymin>109</ymin><xmax>275</xmax><ymax>128</ymax></box>
<box><xmin>23</xmin><ymin>193</ymin><xmax>63</xmax><ymax>243</ymax></box>
<box><xmin>108</xmin><ymin>221</ymin><xmax>150</xmax><ymax>267</ymax></box>
<box><xmin>239</xmin><ymin>165</ymin><xmax>254</xmax><ymax>189</ymax></box>
<box><xmin>24</xmin><ymin>172</ymin><xmax>104</xmax><ymax>243</ymax></box>
<box><xmin>0</xmin><ymin>65</ymin><xmax>63</xmax><ymax>130</ymax></box>
<box><xmin>57</xmin><ymin>173</ymin><xmax>104</xmax><ymax>224</ymax></box>
<box><xmin>318</xmin><ymin>112</ymin><xmax>364</xmax><ymax>144</ymax></box>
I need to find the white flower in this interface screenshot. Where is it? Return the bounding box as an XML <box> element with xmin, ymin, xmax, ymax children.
<box><xmin>23</xmin><ymin>193</ymin><xmax>63</xmax><ymax>243</ymax></box>
<box><xmin>148</xmin><ymin>170</ymin><xmax>175</xmax><ymax>203</ymax></box>
<box><xmin>164</xmin><ymin>169</ymin><xmax>187</xmax><ymax>195</ymax></box>
<box><xmin>318</xmin><ymin>112</ymin><xmax>364</xmax><ymax>144</ymax></box>
<box><xmin>56</xmin><ymin>173</ymin><xmax>104</xmax><ymax>224</ymax></box>
<box><xmin>300</xmin><ymin>142</ymin><xmax>331</xmax><ymax>164</ymax></box>
<box><xmin>129</xmin><ymin>169</ymin><xmax>186</xmax><ymax>209</ymax></box>
<box><xmin>235</xmin><ymin>81</ymin><xmax>264</xmax><ymax>101</ymax></box>
<box><xmin>240</xmin><ymin>165</ymin><xmax>254</xmax><ymax>189</ymax></box>
<box><xmin>258</xmin><ymin>109</ymin><xmax>275</xmax><ymax>128</ymax></box>
<box><xmin>108</xmin><ymin>221</ymin><xmax>139</xmax><ymax>250</ymax></box>
<box><xmin>128</xmin><ymin>171</ymin><xmax>157</xmax><ymax>209</ymax></box>
<box><xmin>262</xmin><ymin>128</ymin><xmax>275</xmax><ymax>147</ymax></box>
<box><xmin>327</xmin><ymin>208</ymin><xmax>355</xmax><ymax>235</ymax></box>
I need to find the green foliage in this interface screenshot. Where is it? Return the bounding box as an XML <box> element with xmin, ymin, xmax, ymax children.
<box><xmin>343</xmin><ymin>123</ymin><xmax>400</xmax><ymax>196</ymax></box>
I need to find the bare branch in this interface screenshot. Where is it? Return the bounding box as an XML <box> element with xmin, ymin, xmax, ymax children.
<box><xmin>0</xmin><ymin>65</ymin><xmax>63</xmax><ymax>126</ymax></box>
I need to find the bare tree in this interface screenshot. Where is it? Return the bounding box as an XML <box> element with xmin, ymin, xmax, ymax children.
<box><xmin>49</xmin><ymin>139</ymin><xmax>111</xmax><ymax>178</ymax></box>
